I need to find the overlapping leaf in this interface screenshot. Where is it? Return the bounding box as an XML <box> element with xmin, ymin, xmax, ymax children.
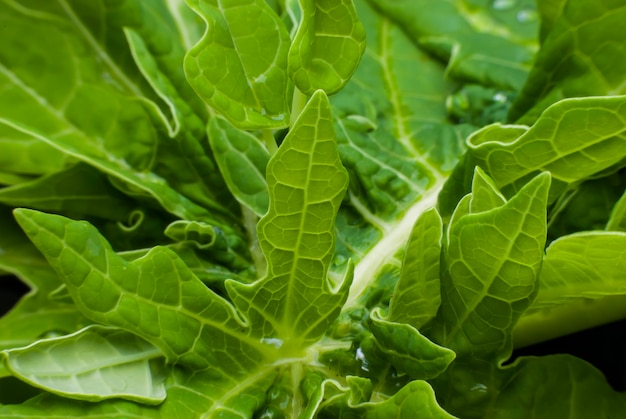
<box><xmin>227</xmin><ymin>91</ymin><xmax>352</xmax><ymax>348</ymax></box>
<box><xmin>184</xmin><ymin>0</ymin><xmax>291</xmax><ymax>129</ymax></box>
<box><xmin>288</xmin><ymin>0</ymin><xmax>366</xmax><ymax>95</ymax></box>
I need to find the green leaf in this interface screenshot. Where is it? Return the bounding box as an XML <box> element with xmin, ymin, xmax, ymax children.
<box><xmin>491</xmin><ymin>355</ymin><xmax>626</xmax><ymax>418</ymax></box>
<box><xmin>0</xmin><ymin>164</ymin><xmax>136</xmax><ymax>222</ymax></box>
<box><xmin>184</xmin><ymin>0</ymin><xmax>291</xmax><ymax>129</ymax></box>
<box><xmin>440</xmin><ymin>95</ymin><xmax>626</xmax><ymax>216</ymax></box>
<box><xmin>227</xmin><ymin>90</ymin><xmax>351</xmax><ymax>349</ymax></box>
<box><xmin>314</xmin><ymin>379</ymin><xmax>455</xmax><ymax>418</ymax></box>
<box><xmin>514</xmin><ymin>232</ymin><xmax>626</xmax><ymax>347</ymax></box>
<box><xmin>367</xmin><ymin>0</ymin><xmax>539</xmax><ymax>90</ymax></box>
<box><xmin>509</xmin><ymin>0</ymin><xmax>626</xmax><ymax>122</ymax></box>
<box><xmin>208</xmin><ymin>116</ymin><xmax>270</xmax><ymax>217</ymax></box>
<box><xmin>369</xmin><ymin>311</ymin><xmax>455</xmax><ymax>380</ymax></box>
<box><xmin>0</xmin><ymin>125</ymin><xmax>68</xmax><ymax>180</ymax></box>
<box><xmin>431</xmin><ymin>172</ymin><xmax>551</xmax><ymax>360</ymax></box>
<box><xmin>332</xmin><ymin>0</ymin><xmax>469</xmax><ymax>306</ymax></box>
<box><xmin>288</xmin><ymin>0</ymin><xmax>366</xmax><ymax>95</ymax></box>
<box><xmin>0</xmin><ymin>208</ymin><xmax>90</xmax><ymax>352</ymax></box>
<box><xmin>387</xmin><ymin>208</ymin><xmax>442</xmax><ymax>329</ymax></box>
<box><xmin>12</xmin><ymin>208</ymin><xmax>268</xmax><ymax>373</ymax></box>
<box><xmin>0</xmin><ymin>1</ymin><xmax>227</xmax><ymax>225</ymax></box>
<box><xmin>2</xmin><ymin>326</ymin><xmax>166</xmax><ymax>405</ymax></box>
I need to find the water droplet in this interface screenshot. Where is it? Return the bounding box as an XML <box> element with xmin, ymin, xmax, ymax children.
<box><xmin>253</xmin><ymin>74</ymin><xmax>267</xmax><ymax>84</ymax></box>
<box><xmin>516</xmin><ymin>9</ymin><xmax>537</xmax><ymax>23</ymax></box>
<box><xmin>355</xmin><ymin>346</ymin><xmax>369</xmax><ymax>372</ymax></box>
<box><xmin>492</xmin><ymin>0</ymin><xmax>516</xmax><ymax>10</ymax></box>
<box><xmin>261</xmin><ymin>337</ymin><xmax>283</xmax><ymax>349</ymax></box>
<box><xmin>470</xmin><ymin>383</ymin><xmax>488</xmax><ymax>393</ymax></box>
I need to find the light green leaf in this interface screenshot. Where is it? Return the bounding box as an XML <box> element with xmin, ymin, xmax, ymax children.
<box><xmin>288</xmin><ymin>0</ymin><xmax>366</xmax><ymax>95</ymax></box>
<box><xmin>388</xmin><ymin>207</ymin><xmax>442</xmax><ymax>329</ymax></box>
<box><xmin>539</xmin><ymin>232</ymin><xmax>626</xmax><ymax>304</ymax></box>
<box><xmin>431</xmin><ymin>173</ymin><xmax>550</xmax><ymax>359</ymax></box>
<box><xmin>369</xmin><ymin>310</ymin><xmax>455</xmax><ymax>380</ymax></box>
<box><xmin>227</xmin><ymin>90</ymin><xmax>351</xmax><ymax>348</ymax></box>
<box><xmin>0</xmin><ymin>125</ymin><xmax>68</xmax><ymax>179</ymax></box>
<box><xmin>509</xmin><ymin>0</ymin><xmax>626</xmax><ymax>122</ymax></box>
<box><xmin>367</xmin><ymin>0</ymin><xmax>539</xmax><ymax>90</ymax></box>
<box><xmin>313</xmin><ymin>379</ymin><xmax>455</xmax><ymax>418</ymax></box>
<box><xmin>469</xmin><ymin>167</ymin><xmax>506</xmax><ymax>213</ymax></box>
<box><xmin>184</xmin><ymin>0</ymin><xmax>291</xmax><ymax>129</ymax></box>
<box><xmin>0</xmin><ymin>208</ymin><xmax>90</xmax><ymax>352</ymax></box>
<box><xmin>440</xmin><ymin>95</ymin><xmax>626</xmax><ymax>216</ymax></box>
<box><xmin>0</xmin><ymin>164</ymin><xmax>135</xmax><ymax>222</ymax></box>
<box><xmin>332</xmin><ymin>0</ymin><xmax>469</xmax><ymax>307</ymax></box>
<box><xmin>13</xmin><ymin>209</ymin><xmax>268</xmax><ymax>373</ymax></box>
<box><xmin>0</xmin><ymin>1</ymin><xmax>226</xmax><ymax>225</ymax></box>
<box><xmin>514</xmin><ymin>232</ymin><xmax>626</xmax><ymax>347</ymax></box>
<box><xmin>208</xmin><ymin>116</ymin><xmax>270</xmax><ymax>217</ymax></box>
<box><xmin>2</xmin><ymin>326</ymin><xmax>166</xmax><ymax>404</ymax></box>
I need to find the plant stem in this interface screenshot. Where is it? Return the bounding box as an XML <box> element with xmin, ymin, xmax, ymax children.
<box><xmin>290</xmin><ymin>87</ymin><xmax>308</xmax><ymax>127</ymax></box>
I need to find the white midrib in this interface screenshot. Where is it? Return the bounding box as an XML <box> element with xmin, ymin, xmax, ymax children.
<box><xmin>344</xmin><ymin>179</ymin><xmax>446</xmax><ymax>308</ymax></box>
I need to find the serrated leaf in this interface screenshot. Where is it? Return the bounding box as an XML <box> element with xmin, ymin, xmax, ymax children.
<box><xmin>432</xmin><ymin>173</ymin><xmax>551</xmax><ymax>360</ymax></box>
<box><xmin>12</xmin><ymin>208</ymin><xmax>269</xmax><ymax>373</ymax></box>
<box><xmin>388</xmin><ymin>207</ymin><xmax>442</xmax><ymax>329</ymax></box>
<box><xmin>369</xmin><ymin>310</ymin><xmax>455</xmax><ymax>380</ymax></box>
<box><xmin>208</xmin><ymin>116</ymin><xmax>270</xmax><ymax>217</ymax></box>
<box><xmin>184</xmin><ymin>0</ymin><xmax>291</xmax><ymax>129</ymax></box>
<box><xmin>440</xmin><ymin>95</ymin><xmax>626</xmax><ymax>216</ymax></box>
<box><xmin>227</xmin><ymin>90</ymin><xmax>351</xmax><ymax>349</ymax></box>
<box><xmin>288</xmin><ymin>0</ymin><xmax>366</xmax><ymax>95</ymax></box>
<box><xmin>2</xmin><ymin>326</ymin><xmax>166</xmax><ymax>404</ymax></box>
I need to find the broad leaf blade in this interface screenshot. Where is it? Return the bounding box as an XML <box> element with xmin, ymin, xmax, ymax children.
<box><xmin>184</xmin><ymin>0</ymin><xmax>291</xmax><ymax>129</ymax></box>
<box><xmin>388</xmin><ymin>207</ymin><xmax>442</xmax><ymax>330</ymax></box>
<box><xmin>288</xmin><ymin>0</ymin><xmax>366</xmax><ymax>95</ymax></box>
<box><xmin>2</xmin><ymin>326</ymin><xmax>165</xmax><ymax>404</ymax></box>
<box><xmin>509</xmin><ymin>0</ymin><xmax>626</xmax><ymax>122</ymax></box>
<box><xmin>13</xmin><ymin>209</ymin><xmax>267</xmax><ymax>374</ymax></box>
<box><xmin>227</xmin><ymin>90</ymin><xmax>351</xmax><ymax>348</ymax></box>
<box><xmin>432</xmin><ymin>173</ymin><xmax>551</xmax><ymax>359</ymax></box>
<box><xmin>440</xmin><ymin>95</ymin><xmax>626</xmax><ymax>216</ymax></box>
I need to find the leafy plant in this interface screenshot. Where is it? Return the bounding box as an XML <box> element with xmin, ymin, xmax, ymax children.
<box><xmin>1</xmin><ymin>0</ymin><xmax>625</xmax><ymax>417</ymax></box>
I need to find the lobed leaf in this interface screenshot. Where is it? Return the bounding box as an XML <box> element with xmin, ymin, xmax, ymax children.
<box><xmin>227</xmin><ymin>90</ymin><xmax>351</xmax><ymax>349</ymax></box>
<box><xmin>184</xmin><ymin>0</ymin><xmax>291</xmax><ymax>129</ymax></box>
<box><xmin>288</xmin><ymin>0</ymin><xmax>366</xmax><ymax>95</ymax></box>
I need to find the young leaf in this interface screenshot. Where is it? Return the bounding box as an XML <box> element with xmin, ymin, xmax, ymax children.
<box><xmin>288</xmin><ymin>0</ymin><xmax>366</xmax><ymax>95</ymax></box>
<box><xmin>184</xmin><ymin>0</ymin><xmax>291</xmax><ymax>129</ymax></box>
<box><xmin>387</xmin><ymin>207</ymin><xmax>443</xmax><ymax>329</ymax></box>
<box><xmin>514</xmin><ymin>232</ymin><xmax>626</xmax><ymax>347</ymax></box>
<box><xmin>2</xmin><ymin>326</ymin><xmax>166</xmax><ymax>405</ymax></box>
<box><xmin>432</xmin><ymin>172</ymin><xmax>551</xmax><ymax>360</ymax></box>
<box><xmin>369</xmin><ymin>311</ymin><xmax>455</xmax><ymax>380</ymax></box>
<box><xmin>227</xmin><ymin>90</ymin><xmax>351</xmax><ymax>349</ymax></box>
<box><xmin>208</xmin><ymin>116</ymin><xmax>270</xmax><ymax>217</ymax></box>
<box><xmin>440</xmin><ymin>95</ymin><xmax>626</xmax><ymax>216</ymax></box>
<box><xmin>12</xmin><ymin>209</ymin><xmax>269</xmax><ymax>373</ymax></box>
